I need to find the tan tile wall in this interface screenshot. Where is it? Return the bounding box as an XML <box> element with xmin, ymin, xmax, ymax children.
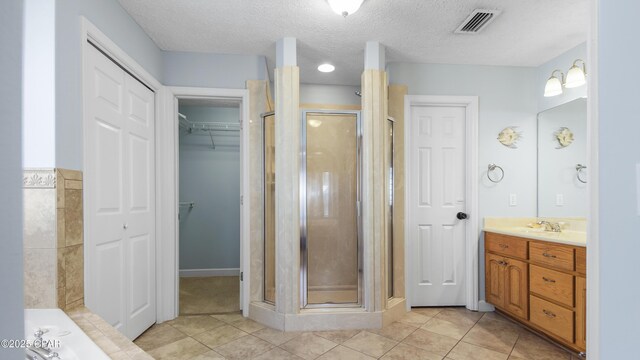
<box><xmin>23</xmin><ymin>168</ymin><xmax>84</xmax><ymax>310</ymax></box>
<box><xmin>56</xmin><ymin>169</ymin><xmax>84</xmax><ymax>310</ymax></box>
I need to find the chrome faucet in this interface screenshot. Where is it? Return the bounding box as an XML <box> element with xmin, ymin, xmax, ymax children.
<box><xmin>537</xmin><ymin>221</ymin><xmax>562</xmax><ymax>232</ymax></box>
<box><xmin>26</xmin><ymin>328</ymin><xmax>59</xmax><ymax>360</ymax></box>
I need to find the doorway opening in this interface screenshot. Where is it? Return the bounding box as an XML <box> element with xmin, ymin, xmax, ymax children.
<box><xmin>177</xmin><ymin>98</ymin><xmax>242</xmax><ymax>315</ymax></box>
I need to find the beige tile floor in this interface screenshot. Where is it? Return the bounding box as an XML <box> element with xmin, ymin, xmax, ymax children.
<box><xmin>180</xmin><ymin>276</ymin><xmax>240</xmax><ymax>315</ymax></box>
<box><xmin>134</xmin><ymin>307</ymin><xmax>584</xmax><ymax>360</ymax></box>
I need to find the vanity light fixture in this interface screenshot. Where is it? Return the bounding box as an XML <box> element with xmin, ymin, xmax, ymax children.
<box><xmin>544</xmin><ymin>70</ymin><xmax>565</xmax><ymax>97</ymax></box>
<box><xmin>317</xmin><ymin>63</ymin><xmax>335</xmax><ymax>73</ymax></box>
<box><xmin>565</xmin><ymin>59</ymin><xmax>587</xmax><ymax>88</ymax></box>
<box><xmin>327</xmin><ymin>0</ymin><xmax>364</xmax><ymax>17</ymax></box>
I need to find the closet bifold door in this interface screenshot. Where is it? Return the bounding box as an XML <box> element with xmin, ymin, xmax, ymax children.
<box><xmin>301</xmin><ymin>110</ymin><xmax>362</xmax><ymax>308</ymax></box>
<box><xmin>263</xmin><ymin>112</ymin><xmax>276</xmax><ymax>304</ymax></box>
<box><xmin>84</xmin><ymin>42</ymin><xmax>156</xmax><ymax>340</ymax></box>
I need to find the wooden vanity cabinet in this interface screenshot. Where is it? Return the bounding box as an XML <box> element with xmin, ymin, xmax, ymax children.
<box><xmin>485</xmin><ymin>233</ymin><xmax>529</xmax><ymax>319</ymax></box>
<box><xmin>485</xmin><ymin>231</ymin><xmax>586</xmax><ymax>354</ymax></box>
<box><xmin>575</xmin><ymin>276</ymin><xmax>587</xmax><ymax>350</ymax></box>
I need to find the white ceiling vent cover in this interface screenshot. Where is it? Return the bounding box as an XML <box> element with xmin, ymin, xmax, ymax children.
<box><xmin>455</xmin><ymin>9</ymin><xmax>502</xmax><ymax>34</ymax></box>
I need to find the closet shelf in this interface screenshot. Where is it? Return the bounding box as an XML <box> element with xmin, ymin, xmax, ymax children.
<box><xmin>179</xmin><ymin>112</ymin><xmax>240</xmax><ymax>133</ymax></box>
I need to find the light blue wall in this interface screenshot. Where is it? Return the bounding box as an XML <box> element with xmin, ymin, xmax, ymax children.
<box><xmin>388</xmin><ymin>63</ymin><xmax>539</xmax><ymax>300</ymax></box>
<box><xmin>178</xmin><ymin>106</ymin><xmax>241</xmax><ymax>270</ymax></box>
<box><xmin>53</xmin><ymin>0</ymin><xmax>270</xmax><ymax>171</ymax></box>
<box><xmin>164</xmin><ymin>51</ymin><xmax>268</xmax><ymax>89</ymax></box>
<box><xmin>300</xmin><ymin>84</ymin><xmax>361</xmax><ymax>106</ymax></box>
<box><xmin>598</xmin><ymin>1</ymin><xmax>640</xmax><ymax>357</ymax></box>
<box><xmin>23</xmin><ymin>0</ymin><xmax>56</xmax><ymax>168</ymax></box>
<box><xmin>537</xmin><ymin>42</ymin><xmax>587</xmax><ymax>112</ymax></box>
<box><xmin>55</xmin><ymin>0</ymin><xmax>164</xmax><ymax>170</ymax></box>
<box><xmin>0</xmin><ymin>0</ymin><xmax>25</xmax><ymax>358</ymax></box>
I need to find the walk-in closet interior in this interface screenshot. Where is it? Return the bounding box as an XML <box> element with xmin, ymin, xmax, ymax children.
<box><xmin>178</xmin><ymin>99</ymin><xmax>242</xmax><ymax>315</ymax></box>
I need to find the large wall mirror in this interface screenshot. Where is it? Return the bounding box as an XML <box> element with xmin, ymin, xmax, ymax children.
<box><xmin>537</xmin><ymin>98</ymin><xmax>587</xmax><ymax>217</ymax></box>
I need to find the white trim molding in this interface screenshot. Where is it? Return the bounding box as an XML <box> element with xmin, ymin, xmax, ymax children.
<box><xmin>164</xmin><ymin>86</ymin><xmax>251</xmax><ymax>319</ymax></box>
<box><xmin>23</xmin><ymin>168</ymin><xmax>56</xmax><ymax>188</ymax></box>
<box><xmin>179</xmin><ymin>268</ymin><xmax>241</xmax><ymax>277</ymax></box>
<box><xmin>587</xmin><ymin>0</ymin><xmax>599</xmax><ymax>357</ymax></box>
<box><xmin>403</xmin><ymin>95</ymin><xmax>480</xmax><ymax>311</ymax></box>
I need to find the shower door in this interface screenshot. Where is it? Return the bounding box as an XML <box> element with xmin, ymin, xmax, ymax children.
<box><xmin>263</xmin><ymin>113</ymin><xmax>276</xmax><ymax>304</ymax></box>
<box><xmin>301</xmin><ymin>110</ymin><xmax>362</xmax><ymax>308</ymax></box>
<box><xmin>386</xmin><ymin>118</ymin><xmax>394</xmax><ymax>299</ymax></box>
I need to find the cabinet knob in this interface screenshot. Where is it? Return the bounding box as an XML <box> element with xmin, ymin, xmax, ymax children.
<box><xmin>543</xmin><ymin>309</ymin><xmax>556</xmax><ymax>318</ymax></box>
<box><xmin>542</xmin><ymin>277</ymin><xmax>556</xmax><ymax>284</ymax></box>
<box><xmin>542</xmin><ymin>252</ymin><xmax>557</xmax><ymax>259</ymax></box>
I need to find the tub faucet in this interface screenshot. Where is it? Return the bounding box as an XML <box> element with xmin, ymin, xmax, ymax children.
<box><xmin>537</xmin><ymin>221</ymin><xmax>562</xmax><ymax>232</ymax></box>
<box><xmin>26</xmin><ymin>328</ymin><xmax>59</xmax><ymax>360</ymax></box>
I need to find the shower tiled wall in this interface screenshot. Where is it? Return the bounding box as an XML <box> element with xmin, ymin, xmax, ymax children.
<box><xmin>23</xmin><ymin>168</ymin><xmax>84</xmax><ymax>310</ymax></box>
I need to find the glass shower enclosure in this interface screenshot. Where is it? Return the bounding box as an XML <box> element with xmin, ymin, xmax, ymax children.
<box><xmin>301</xmin><ymin>110</ymin><xmax>362</xmax><ymax>308</ymax></box>
<box><xmin>263</xmin><ymin>112</ymin><xmax>276</xmax><ymax>304</ymax></box>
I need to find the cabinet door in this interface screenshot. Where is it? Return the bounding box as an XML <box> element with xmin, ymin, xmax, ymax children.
<box><xmin>576</xmin><ymin>276</ymin><xmax>587</xmax><ymax>351</ymax></box>
<box><xmin>486</xmin><ymin>253</ymin><xmax>506</xmax><ymax>308</ymax></box>
<box><xmin>504</xmin><ymin>258</ymin><xmax>528</xmax><ymax>319</ymax></box>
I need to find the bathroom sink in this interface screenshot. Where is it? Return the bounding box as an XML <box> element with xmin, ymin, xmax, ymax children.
<box><xmin>484</xmin><ymin>226</ymin><xmax>587</xmax><ymax>246</ymax></box>
<box><xmin>508</xmin><ymin>226</ymin><xmax>546</xmax><ymax>233</ymax></box>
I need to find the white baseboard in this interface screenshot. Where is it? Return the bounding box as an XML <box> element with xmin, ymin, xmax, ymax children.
<box><xmin>179</xmin><ymin>268</ymin><xmax>240</xmax><ymax>277</ymax></box>
<box><xmin>478</xmin><ymin>300</ymin><xmax>496</xmax><ymax>312</ymax></box>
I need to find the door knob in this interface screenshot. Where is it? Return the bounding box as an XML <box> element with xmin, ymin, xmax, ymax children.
<box><xmin>456</xmin><ymin>212</ymin><xmax>468</xmax><ymax>220</ymax></box>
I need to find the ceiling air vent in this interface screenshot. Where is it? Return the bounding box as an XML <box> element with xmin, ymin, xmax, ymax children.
<box><xmin>455</xmin><ymin>9</ymin><xmax>501</xmax><ymax>34</ymax></box>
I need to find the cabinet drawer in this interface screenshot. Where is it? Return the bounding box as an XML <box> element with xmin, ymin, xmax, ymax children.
<box><xmin>486</xmin><ymin>233</ymin><xmax>527</xmax><ymax>259</ymax></box>
<box><xmin>576</xmin><ymin>247</ymin><xmax>586</xmax><ymax>276</ymax></box>
<box><xmin>530</xmin><ymin>242</ymin><xmax>574</xmax><ymax>271</ymax></box>
<box><xmin>530</xmin><ymin>295</ymin><xmax>574</xmax><ymax>343</ymax></box>
<box><xmin>530</xmin><ymin>265</ymin><xmax>574</xmax><ymax>307</ymax></box>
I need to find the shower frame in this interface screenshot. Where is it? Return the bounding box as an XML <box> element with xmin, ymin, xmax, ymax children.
<box><xmin>386</xmin><ymin>117</ymin><xmax>395</xmax><ymax>300</ymax></box>
<box><xmin>262</xmin><ymin>111</ymin><xmax>276</xmax><ymax>305</ymax></box>
<box><xmin>300</xmin><ymin>109</ymin><xmax>364</xmax><ymax>309</ymax></box>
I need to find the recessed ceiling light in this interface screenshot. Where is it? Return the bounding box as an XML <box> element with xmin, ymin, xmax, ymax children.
<box><xmin>317</xmin><ymin>64</ymin><xmax>335</xmax><ymax>73</ymax></box>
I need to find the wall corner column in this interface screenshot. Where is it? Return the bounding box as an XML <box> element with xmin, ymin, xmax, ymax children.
<box><xmin>274</xmin><ymin>37</ymin><xmax>301</xmax><ymax>316</ymax></box>
<box><xmin>362</xmin><ymin>41</ymin><xmax>389</xmax><ymax>312</ymax></box>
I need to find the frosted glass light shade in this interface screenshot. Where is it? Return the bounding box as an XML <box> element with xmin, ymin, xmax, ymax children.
<box><xmin>544</xmin><ymin>76</ymin><xmax>563</xmax><ymax>97</ymax></box>
<box><xmin>317</xmin><ymin>63</ymin><xmax>335</xmax><ymax>72</ymax></box>
<box><xmin>565</xmin><ymin>64</ymin><xmax>587</xmax><ymax>88</ymax></box>
<box><xmin>327</xmin><ymin>0</ymin><xmax>365</xmax><ymax>17</ymax></box>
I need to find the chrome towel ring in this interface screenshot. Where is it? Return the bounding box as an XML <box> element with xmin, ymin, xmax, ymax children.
<box><xmin>487</xmin><ymin>164</ymin><xmax>505</xmax><ymax>183</ymax></box>
<box><xmin>576</xmin><ymin>164</ymin><xmax>587</xmax><ymax>183</ymax></box>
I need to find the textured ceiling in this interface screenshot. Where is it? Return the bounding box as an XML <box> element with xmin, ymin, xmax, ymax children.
<box><xmin>118</xmin><ymin>0</ymin><xmax>588</xmax><ymax>86</ymax></box>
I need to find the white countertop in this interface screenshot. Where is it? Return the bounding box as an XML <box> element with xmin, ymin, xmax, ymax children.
<box><xmin>483</xmin><ymin>217</ymin><xmax>587</xmax><ymax>247</ymax></box>
<box><xmin>483</xmin><ymin>226</ymin><xmax>587</xmax><ymax>247</ymax></box>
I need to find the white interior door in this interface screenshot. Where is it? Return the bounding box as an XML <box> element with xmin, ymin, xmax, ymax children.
<box><xmin>408</xmin><ymin>104</ymin><xmax>467</xmax><ymax>306</ymax></box>
<box><xmin>85</xmin><ymin>43</ymin><xmax>156</xmax><ymax>339</ymax></box>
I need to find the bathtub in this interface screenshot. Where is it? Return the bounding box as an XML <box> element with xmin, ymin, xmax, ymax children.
<box><xmin>24</xmin><ymin>309</ymin><xmax>109</xmax><ymax>360</ymax></box>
